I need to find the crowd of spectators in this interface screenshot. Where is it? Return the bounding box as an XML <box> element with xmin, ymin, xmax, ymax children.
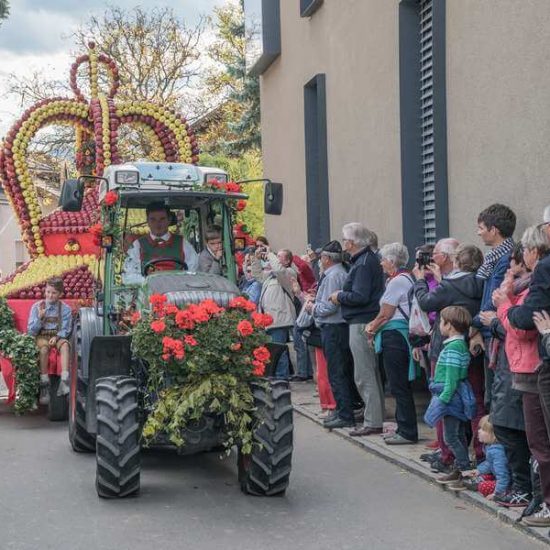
<box><xmin>240</xmin><ymin>202</ymin><xmax>550</xmax><ymax>530</ymax></box>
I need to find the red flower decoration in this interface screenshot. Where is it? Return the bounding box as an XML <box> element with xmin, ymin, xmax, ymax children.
<box><xmin>130</xmin><ymin>311</ymin><xmax>141</xmax><ymax>325</ymax></box>
<box><xmin>236</xmin><ymin>200</ymin><xmax>247</xmax><ymax>211</ymax></box>
<box><xmin>253</xmin><ymin>346</ymin><xmax>271</xmax><ymax>363</ymax></box>
<box><xmin>161</xmin><ymin>353</ymin><xmax>171</xmax><ymax>361</ymax></box>
<box><xmin>230</xmin><ymin>342</ymin><xmax>242</xmax><ymax>351</ymax></box>
<box><xmin>175</xmin><ymin>310</ymin><xmax>195</xmax><ymax>330</ymax></box>
<box><xmin>199</xmin><ymin>299</ymin><xmax>223</xmax><ymax>315</ymax></box>
<box><xmin>103</xmin><ymin>190</ymin><xmax>119</xmax><ymax>206</ymax></box>
<box><xmin>184</xmin><ymin>335</ymin><xmax>198</xmax><ymax>347</ymax></box>
<box><xmin>149</xmin><ymin>294</ymin><xmax>167</xmax><ymax>313</ymax></box>
<box><xmin>164</xmin><ymin>304</ymin><xmax>179</xmax><ymax>315</ymax></box>
<box><xmin>226</xmin><ymin>182</ymin><xmax>241</xmax><ymax>193</ymax></box>
<box><xmin>252</xmin><ymin>360</ymin><xmax>266</xmax><ymax>376</ymax></box>
<box><xmin>187</xmin><ymin>303</ymin><xmax>210</xmax><ymax>323</ymax></box>
<box><xmin>229</xmin><ymin>296</ymin><xmax>257</xmax><ymax>312</ymax></box>
<box><xmin>89</xmin><ymin>222</ymin><xmax>103</xmax><ymax>245</ymax></box>
<box><xmin>150</xmin><ymin>319</ymin><xmax>166</xmax><ymax>333</ymax></box>
<box><xmin>251</xmin><ymin>312</ymin><xmax>274</xmax><ymax>329</ymax></box>
<box><xmin>237</xmin><ymin>320</ymin><xmax>254</xmax><ymax>337</ymax></box>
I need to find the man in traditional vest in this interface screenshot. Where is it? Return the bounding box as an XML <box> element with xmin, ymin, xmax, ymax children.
<box><xmin>122</xmin><ymin>202</ymin><xmax>199</xmax><ymax>284</ymax></box>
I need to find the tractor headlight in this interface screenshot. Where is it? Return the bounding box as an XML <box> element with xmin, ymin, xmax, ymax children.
<box><xmin>115</xmin><ymin>170</ymin><xmax>140</xmax><ymax>185</ymax></box>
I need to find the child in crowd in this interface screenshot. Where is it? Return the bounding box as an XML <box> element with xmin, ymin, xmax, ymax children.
<box><xmin>428</xmin><ymin>306</ymin><xmax>474</xmax><ymax>489</ymax></box>
<box><xmin>27</xmin><ymin>277</ymin><xmax>73</xmax><ymax>405</ymax></box>
<box><xmin>462</xmin><ymin>416</ymin><xmax>511</xmax><ymax>498</ymax></box>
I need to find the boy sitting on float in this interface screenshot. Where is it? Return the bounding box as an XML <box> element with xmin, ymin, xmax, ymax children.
<box><xmin>27</xmin><ymin>277</ymin><xmax>73</xmax><ymax>405</ymax></box>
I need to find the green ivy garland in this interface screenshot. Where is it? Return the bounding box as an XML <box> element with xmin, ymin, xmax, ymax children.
<box><xmin>0</xmin><ymin>298</ymin><xmax>39</xmax><ymax>413</ymax></box>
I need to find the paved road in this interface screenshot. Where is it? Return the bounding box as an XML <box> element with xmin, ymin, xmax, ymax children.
<box><xmin>0</xmin><ymin>402</ymin><xmax>544</xmax><ymax>550</ymax></box>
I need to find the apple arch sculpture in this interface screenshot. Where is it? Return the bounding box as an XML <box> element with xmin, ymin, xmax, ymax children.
<box><xmin>0</xmin><ymin>43</ymin><xmax>199</xmax><ymax>300</ymax></box>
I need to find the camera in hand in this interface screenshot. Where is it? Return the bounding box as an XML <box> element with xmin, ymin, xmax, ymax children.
<box><xmin>417</xmin><ymin>251</ymin><xmax>432</xmax><ymax>268</ymax></box>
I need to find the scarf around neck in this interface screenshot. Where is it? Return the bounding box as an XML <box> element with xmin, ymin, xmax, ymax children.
<box><xmin>477</xmin><ymin>238</ymin><xmax>514</xmax><ymax>280</ymax></box>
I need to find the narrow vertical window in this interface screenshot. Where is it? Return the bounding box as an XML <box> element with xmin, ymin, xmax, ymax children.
<box><xmin>304</xmin><ymin>74</ymin><xmax>330</xmax><ymax>248</ymax></box>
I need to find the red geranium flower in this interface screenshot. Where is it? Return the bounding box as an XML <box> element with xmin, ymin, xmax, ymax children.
<box><xmin>251</xmin><ymin>312</ymin><xmax>273</xmax><ymax>329</ymax></box>
<box><xmin>175</xmin><ymin>310</ymin><xmax>195</xmax><ymax>330</ymax></box>
<box><xmin>230</xmin><ymin>342</ymin><xmax>242</xmax><ymax>351</ymax></box>
<box><xmin>253</xmin><ymin>346</ymin><xmax>271</xmax><ymax>363</ymax></box>
<box><xmin>187</xmin><ymin>304</ymin><xmax>210</xmax><ymax>323</ymax></box>
<box><xmin>130</xmin><ymin>311</ymin><xmax>141</xmax><ymax>325</ymax></box>
<box><xmin>252</xmin><ymin>360</ymin><xmax>266</xmax><ymax>376</ymax></box>
<box><xmin>229</xmin><ymin>296</ymin><xmax>257</xmax><ymax>312</ymax></box>
<box><xmin>236</xmin><ymin>199</ymin><xmax>247</xmax><ymax>211</ymax></box>
<box><xmin>150</xmin><ymin>319</ymin><xmax>166</xmax><ymax>333</ymax></box>
<box><xmin>161</xmin><ymin>353</ymin><xmax>171</xmax><ymax>361</ymax></box>
<box><xmin>226</xmin><ymin>182</ymin><xmax>241</xmax><ymax>193</ymax></box>
<box><xmin>103</xmin><ymin>190</ymin><xmax>119</xmax><ymax>206</ymax></box>
<box><xmin>89</xmin><ymin>222</ymin><xmax>103</xmax><ymax>245</ymax></box>
<box><xmin>237</xmin><ymin>320</ymin><xmax>254</xmax><ymax>337</ymax></box>
<box><xmin>164</xmin><ymin>304</ymin><xmax>179</xmax><ymax>315</ymax></box>
<box><xmin>200</xmin><ymin>299</ymin><xmax>223</xmax><ymax>315</ymax></box>
<box><xmin>184</xmin><ymin>335</ymin><xmax>198</xmax><ymax>347</ymax></box>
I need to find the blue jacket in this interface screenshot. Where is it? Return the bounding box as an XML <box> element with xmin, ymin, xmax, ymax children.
<box><xmin>240</xmin><ymin>279</ymin><xmax>262</xmax><ymax>305</ymax></box>
<box><xmin>338</xmin><ymin>247</ymin><xmax>384</xmax><ymax>324</ymax></box>
<box><xmin>473</xmin><ymin>253</ymin><xmax>511</xmax><ymax>338</ymax></box>
<box><xmin>424</xmin><ymin>381</ymin><xmax>477</xmax><ymax>427</ymax></box>
<box><xmin>477</xmin><ymin>443</ymin><xmax>511</xmax><ymax>495</ymax></box>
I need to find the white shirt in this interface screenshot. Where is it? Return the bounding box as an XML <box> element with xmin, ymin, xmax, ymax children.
<box><xmin>380</xmin><ymin>273</ymin><xmax>414</xmax><ymax>321</ymax></box>
<box><xmin>122</xmin><ymin>232</ymin><xmax>199</xmax><ymax>284</ymax></box>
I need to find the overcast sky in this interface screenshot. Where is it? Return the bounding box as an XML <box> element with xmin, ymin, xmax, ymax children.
<box><xmin>0</xmin><ymin>0</ymin><xmax>234</xmax><ymax>136</ymax></box>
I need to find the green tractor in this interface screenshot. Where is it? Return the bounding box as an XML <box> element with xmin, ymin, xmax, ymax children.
<box><xmin>60</xmin><ymin>162</ymin><xmax>292</xmax><ymax>498</ymax></box>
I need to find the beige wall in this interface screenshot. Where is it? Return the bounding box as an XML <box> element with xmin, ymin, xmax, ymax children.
<box><xmin>446</xmin><ymin>0</ymin><xmax>550</xmax><ymax>245</ymax></box>
<box><xmin>261</xmin><ymin>0</ymin><xmax>550</xmax><ymax>255</ymax></box>
<box><xmin>0</xmin><ymin>194</ymin><xmax>27</xmax><ymax>278</ymax></box>
<box><xmin>261</xmin><ymin>0</ymin><xmax>402</xmax><ymax>254</ymax></box>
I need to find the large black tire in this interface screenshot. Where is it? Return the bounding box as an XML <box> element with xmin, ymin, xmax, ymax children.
<box><xmin>68</xmin><ymin>313</ymin><xmax>98</xmax><ymax>452</ymax></box>
<box><xmin>95</xmin><ymin>376</ymin><xmax>140</xmax><ymax>499</ymax></box>
<box><xmin>48</xmin><ymin>376</ymin><xmax>69</xmax><ymax>421</ymax></box>
<box><xmin>238</xmin><ymin>379</ymin><xmax>293</xmax><ymax>496</ymax></box>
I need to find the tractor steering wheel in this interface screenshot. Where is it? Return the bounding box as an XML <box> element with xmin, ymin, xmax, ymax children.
<box><xmin>142</xmin><ymin>257</ymin><xmax>187</xmax><ymax>276</ymax></box>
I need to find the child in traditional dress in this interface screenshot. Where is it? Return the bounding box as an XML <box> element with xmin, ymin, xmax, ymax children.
<box><xmin>27</xmin><ymin>277</ymin><xmax>73</xmax><ymax>405</ymax></box>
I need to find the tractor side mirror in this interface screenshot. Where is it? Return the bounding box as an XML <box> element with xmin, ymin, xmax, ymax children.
<box><xmin>59</xmin><ymin>179</ymin><xmax>84</xmax><ymax>212</ymax></box>
<box><xmin>264</xmin><ymin>182</ymin><xmax>283</xmax><ymax>215</ymax></box>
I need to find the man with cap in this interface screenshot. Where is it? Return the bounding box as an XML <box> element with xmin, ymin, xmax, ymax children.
<box><xmin>305</xmin><ymin>240</ymin><xmax>356</xmax><ymax>429</ymax></box>
<box><xmin>123</xmin><ymin>202</ymin><xmax>199</xmax><ymax>284</ymax></box>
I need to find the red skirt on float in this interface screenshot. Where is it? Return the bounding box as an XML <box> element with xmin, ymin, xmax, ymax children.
<box><xmin>314</xmin><ymin>348</ymin><xmax>336</xmax><ymax>410</ymax></box>
<box><xmin>0</xmin><ymin>356</ymin><xmax>16</xmax><ymax>404</ymax></box>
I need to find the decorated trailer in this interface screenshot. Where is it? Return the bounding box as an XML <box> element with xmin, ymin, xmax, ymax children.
<box><xmin>0</xmin><ymin>43</ymin><xmax>291</xmax><ymax>498</ymax></box>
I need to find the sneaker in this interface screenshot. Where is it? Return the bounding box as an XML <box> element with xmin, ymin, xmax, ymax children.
<box><xmin>420</xmin><ymin>450</ymin><xmax>441</xmax><ymax>463</ymax></box>
<box><xmin>522</xmin><ymin>497</ymin><xmax>543</xmax><ymax>519</ymax></box>
<box><xmin>494</xmin><ymin>491</ymin><xmax>531</xmax><ymax>508</ymax></box>
<box><xmin>38</xmin><ymin>383</ymin><xmax>50</xmax><ymax>406</ymax></box>
<box><xmin>430</xmin><ymin>458</ymin><xmax>453</xmax><ymax>474</ymax></box>
<box><xmin>323</xmin><ymin>416</ymin><xmax>354</xmax><ymax>430</ymax></box>
<box><xmin>320</xmin><ymin>411</ymin><xmax>338</xmax><ymax>424</ymax></box>
<box><xmin>384</xmin><ymin>433</ymin><xmax>417</xmax><ymax>445</ymax></box>
<box><xmin>436</xmin><ymin>470</ymin><xmax>462</xmax><ymax>485</ymax></box>
<box><xmin>447</xmin><ymin>479</ymin><xmax>467</xmax><ymax>492</ymax></box>
<box><xmin>523</xmin><ymin>503</ymin><xmax>550</xmax><ymax>527</ymax></box>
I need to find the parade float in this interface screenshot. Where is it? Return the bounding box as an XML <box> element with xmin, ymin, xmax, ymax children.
<box><xmin>0</xmin><ymin>43</ymin><xmax>257</xmax><ymax>406</ymax></box>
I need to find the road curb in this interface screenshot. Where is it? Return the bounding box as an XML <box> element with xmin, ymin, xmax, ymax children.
<box><xmin>294</xmin><ymin>403</ymin><xmax>549</xmax><ymax>546</ymax></box>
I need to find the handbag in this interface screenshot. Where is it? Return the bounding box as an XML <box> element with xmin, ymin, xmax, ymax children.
<box><xmin>296</xmin><ymin>302</ymin><xmax>315</xmax><ymax>329</ymax></box>
<box><xmin>408</xmin><ymin>295</ymin><xmax>432</xmax><ymax>337</ymax></box>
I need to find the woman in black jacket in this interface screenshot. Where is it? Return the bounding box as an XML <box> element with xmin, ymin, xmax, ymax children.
<box><xmin>412</xmin><ymin>244</ymin><xmax>485</xmax><ymax>470</ymax></box>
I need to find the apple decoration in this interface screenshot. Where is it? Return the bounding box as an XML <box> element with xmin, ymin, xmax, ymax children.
<box><xmin>0</xmin><ymin>41</ymin><xmax>200</xmax><ymax>303</ymax></box>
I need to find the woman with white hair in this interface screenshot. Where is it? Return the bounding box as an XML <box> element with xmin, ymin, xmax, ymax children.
<box><xmin>365</xmin><ymin>242</ymin><xmax>418</xmax><ymax>445</ymax></box>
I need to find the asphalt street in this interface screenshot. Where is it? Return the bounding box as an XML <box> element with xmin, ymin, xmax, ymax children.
<box><xmin>0</xmin><ymin>402</ymin><xmax>544</xmax><ymax>550</ymax></box>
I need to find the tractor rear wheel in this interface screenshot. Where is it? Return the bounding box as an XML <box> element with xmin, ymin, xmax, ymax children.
<box><xmin>238</xmin><ymin>379</ymin><xmax>293</xmax><ymax>496</ymax></box>
<box><xmin>95</xmin><ymin>376</ymin><xmax>140</xmax><ymax>499</ymax></box>
<box><xmin>48</xmin><ymin>375</ymin><xmax>69</xmax><ymax>421</ymax></box>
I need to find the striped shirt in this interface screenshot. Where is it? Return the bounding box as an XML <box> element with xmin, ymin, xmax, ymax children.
<box><xmin>433</xmin><ymin>336</ymin><xmax>470</xmax><ymax>403</ymax></box>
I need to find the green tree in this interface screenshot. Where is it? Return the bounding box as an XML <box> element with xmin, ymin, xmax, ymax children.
<box><xmin>200</xmin><ymin>1</ymin><xmax>260</xmax><ymax>155</ymax></box>
<box><xmin>200</xmin><ymin>150</ymin><xmax>264</xmax><ymax>237</ymax></box>
<box><xmin>0</xmin><ymin>0</ymin><xmax>9</xmax><ymax>23</ymax></box>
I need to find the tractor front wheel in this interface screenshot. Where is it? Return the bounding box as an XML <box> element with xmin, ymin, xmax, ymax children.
<box><xmin>95</xmin><ymin>376</ymin><xmax>140</xmax><ymax>499</ymax></box>
<box><xmin>238</xmin><ymin>379</ymin><xmax>293</xmax><ymax>496</ymax></box>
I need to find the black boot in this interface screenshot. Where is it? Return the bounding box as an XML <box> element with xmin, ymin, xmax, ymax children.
<box><xmin>520</xmin><ymin>458</ymin><xmax>542</xmax><ymax>521</ymax></box>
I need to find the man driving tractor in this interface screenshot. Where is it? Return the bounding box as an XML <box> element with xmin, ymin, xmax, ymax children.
<box><xmin>122</xmin><ymin>202</ymin><xmax>199</xmax><ymax>284</ymax></box>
